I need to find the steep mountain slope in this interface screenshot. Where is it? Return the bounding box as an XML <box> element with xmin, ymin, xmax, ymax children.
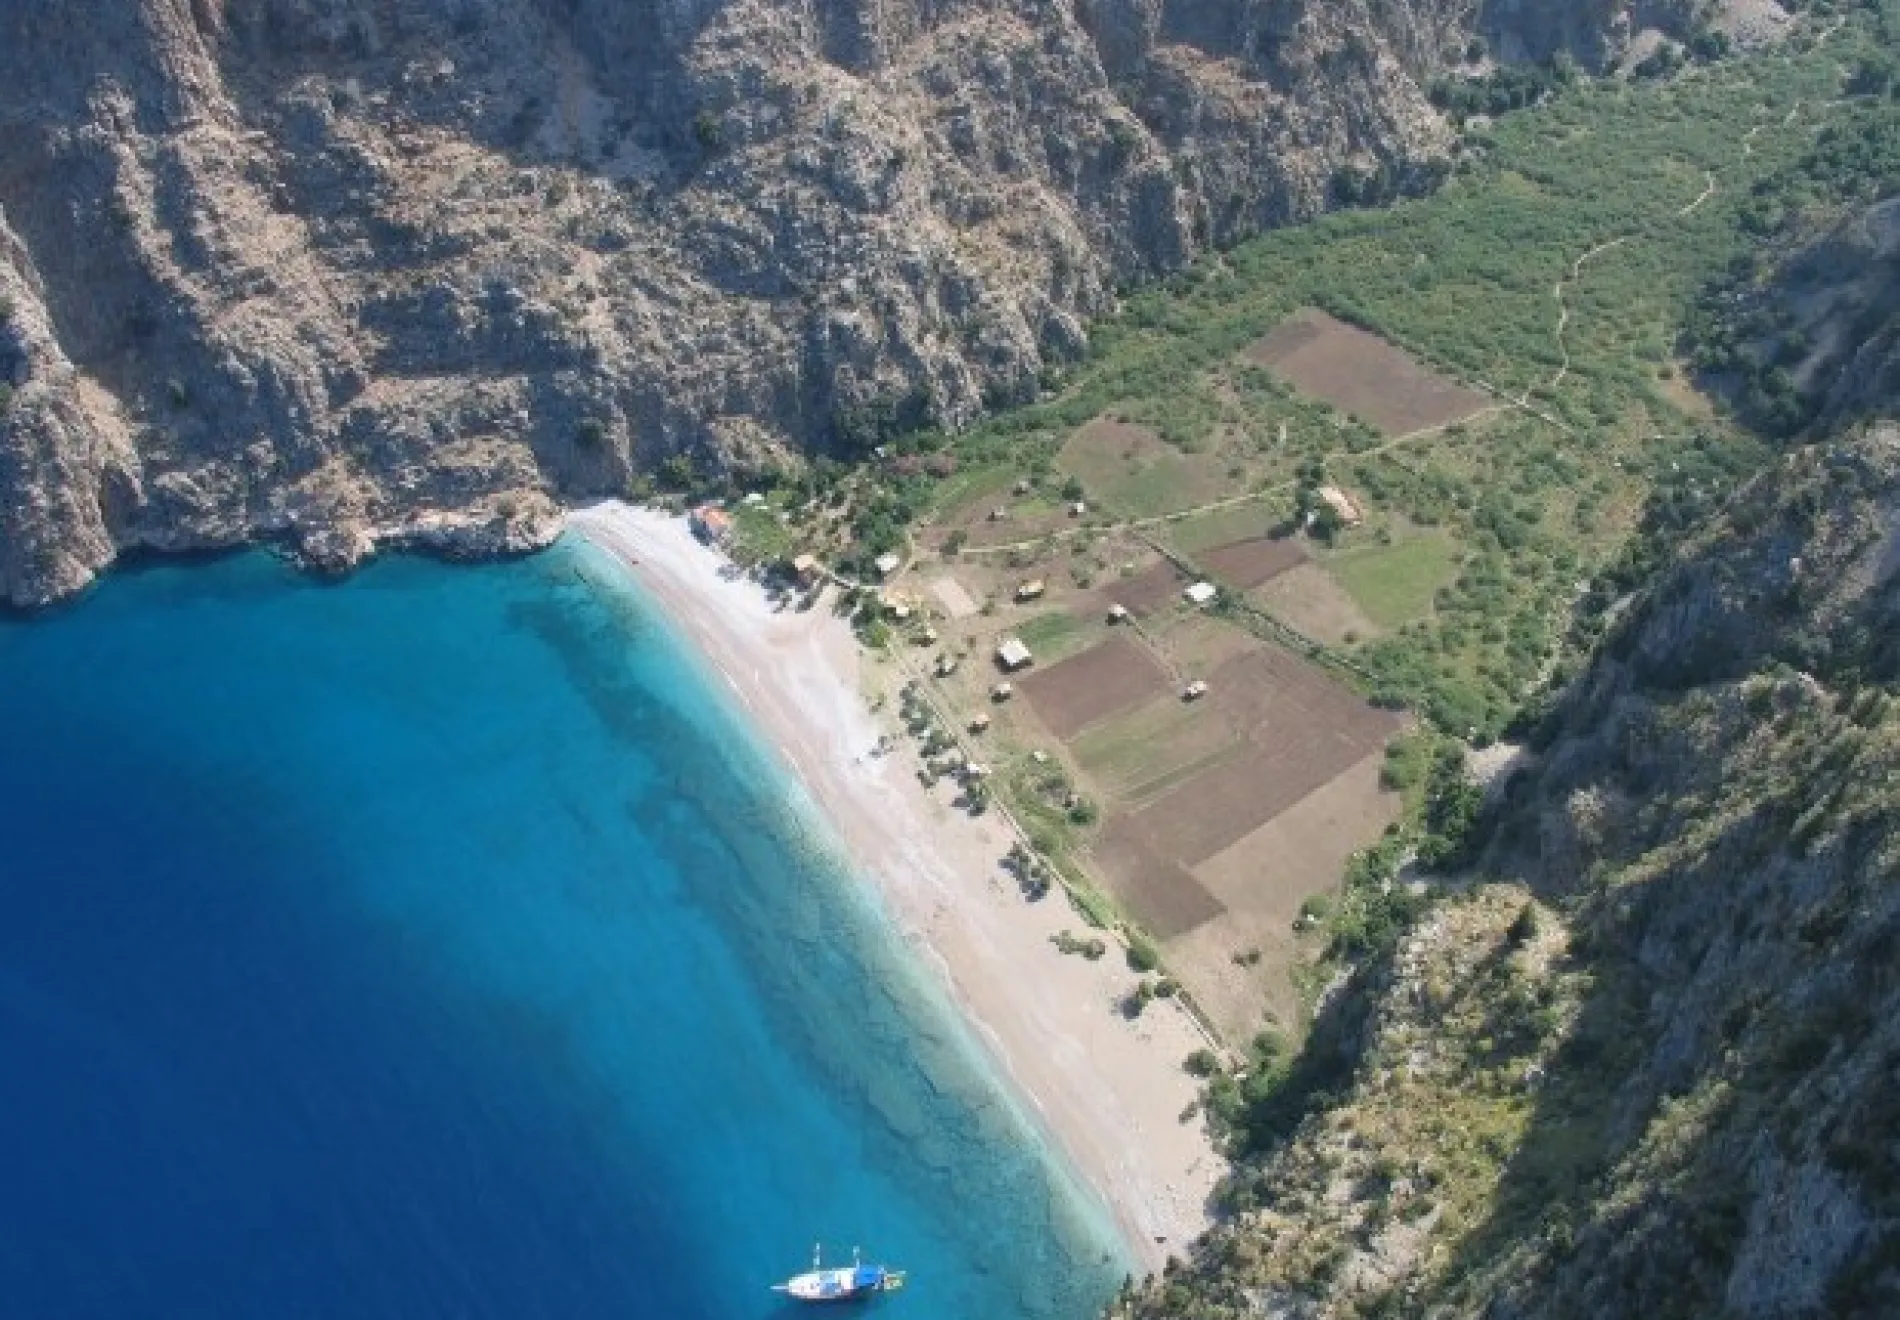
<box><xmin>0</xmin><ymin>0</ymin><xmax>1673</xmax><ymax>608</ymax></box>
<box><xmin>1112</xmin><ymin>424</ymin><xmax>1900</xmax><ymax>1316</ymax></box>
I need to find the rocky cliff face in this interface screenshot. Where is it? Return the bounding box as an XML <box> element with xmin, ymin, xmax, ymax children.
<box><xmin>0</xmin><ymin>0</ymin><xmax>1627</xmax><ymax>606</ymax></box>
<box><xmin>1114</xmin><ymin>426</ymin><xmax>1900</xmax><ymax>1317</ymax></box>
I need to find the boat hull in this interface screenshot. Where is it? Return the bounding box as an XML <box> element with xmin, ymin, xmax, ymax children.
<box><xmin>773</xmin><ymin>1263</ymin><xmax>904</xmax><ymax>1303</ymax></box>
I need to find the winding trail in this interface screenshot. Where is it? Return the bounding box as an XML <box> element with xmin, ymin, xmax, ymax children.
<box><xmin>923</xmin><ymin>19</ymin><xmax>1860</xmax><ymax>565</ymax></box>
<box><xmin>1535</xmin><ymin>236</ymin><xmax>1631</xmax><ymax>399</ymax></box>
<box><xmin>952</xmin><ymin>404</ymin><xmax>1508</xmax><ymax>558</ymax></box>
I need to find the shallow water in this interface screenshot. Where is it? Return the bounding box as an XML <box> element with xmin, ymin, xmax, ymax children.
<box><xmin>0</xmin><ymin>540</ymin><xmax>1125</xmax><ymax>1319</ymax></box>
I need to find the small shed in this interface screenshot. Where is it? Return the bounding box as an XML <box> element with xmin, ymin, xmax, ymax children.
<box><xmin>995</xmin><ymin>637</ymin><xmax>1033</xmax><ymax>671</ymax></box>
<box><xmin>969</xmin><ymin>711</ymin><xmax>992</xmax><ymax>733</ymax></box>
<box><xmin>1069</xmin><ymin>501</ymin><xmax>1088</xmax><ymax>517</ymax></box>
<box><xmin>990</xmin><ymin>681</ymin><xmax>1015</xmax><ymax>702</ymax></box>
<box><xmin>1183</xmin><ymin>679</ymin><xmax>1209</xmax><ymax>701</ymax></box>
<box><xmin>791</xmin><ymin>553</ymin><xmax>822</xmax><ymax>588</ymax></box>
<box><xmin>1014</xmin><ymin>479</ymin><xmax>1032</xmax><ymax>494</ymax></box>
<box><xmin>873</xmin><ymin>552</ymin><xmax>902</xmax><ymax>578</ymax></box>
<box><xmin>989</xmin><ymin>507</ymin><xmax>1010</xmax><ymax>522</ymax></box>
<box><xmin>1014</xmin><ymin>579</ymin><xmax>1046</xmax><ymax>602</ymax></box>
<box><xmin>1107</xmin><ymin>603</ymin><xmax>1129</xmax><ymax>624</ymax></box>
<box><xmin>1184</xmin><ymin>581</ymin><xmax>1218</xmax><ymax>606</ymax></box>
<box><xmin>935</xmin><ymin>653</ymin><xmax>961</xmax><ymax>677</ymax></box>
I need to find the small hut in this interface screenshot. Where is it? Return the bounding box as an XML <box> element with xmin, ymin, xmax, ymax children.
<box><xmin>990</xmin><ymin>681</ymin><xmax>1015</xmax><ymax>702</ymax></box>
<box><xmin>1183</xmin><ymin>679</ymin><xmax>1209</xmax><ymax>701</ymax></box>
<box><xmin>1107</xmin><ymin>603</ymin><xmax>1130</xmax><ymax>624</ymax></box>
<box><xmin>995</xmin><ymin>637</ymin><xmax>1033</xmax><ymax>671</ymax></box>
<box><xmin>1014</xmin><ymin>579</ymin><xmax>1046</xmax><ymax>602</ymax></box>
<box><xmin>969</xmin><ymin>711</ymin><xmax>992</xmax><ymax>733</ymax></box>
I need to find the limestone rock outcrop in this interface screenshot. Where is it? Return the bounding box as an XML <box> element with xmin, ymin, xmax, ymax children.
<box><xmin>0</xmin><ymin>0</ymin><xmax>1608</xmax><ymax>605</ymax></box>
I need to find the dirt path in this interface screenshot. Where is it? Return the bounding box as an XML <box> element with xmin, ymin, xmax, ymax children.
<box><xmin>956</xmin><ymin>405</ymin><xmax>1509</xmax><ymax>559</ymax></box>
<box><xmin>1535</xmin><ymin>236</ymin><xmax>1632</xmax><ymax>398</ymax></box>
<box><xmin>947</xmin><ymin>16</ymin><xmax>1857</xmax><ymax>565</ymax></box>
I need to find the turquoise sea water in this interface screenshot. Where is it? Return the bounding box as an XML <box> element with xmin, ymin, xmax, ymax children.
<box><xmin>0</xmin><ymin>539</ymin><xmax>1126</xmax><ymax>1319</ymax></box>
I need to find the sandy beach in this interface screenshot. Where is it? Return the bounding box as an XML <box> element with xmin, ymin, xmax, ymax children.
<box><xmin>567</xmin><ymin>502</ymin><xmax>1221</xmax><ymax>1274</ymax></box>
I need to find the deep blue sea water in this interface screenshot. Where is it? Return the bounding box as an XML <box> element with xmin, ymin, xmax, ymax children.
<box><xmin>0</xmin><ymin>539</ymin><xmax>1126</xmax><ymax>1320</ymax></box>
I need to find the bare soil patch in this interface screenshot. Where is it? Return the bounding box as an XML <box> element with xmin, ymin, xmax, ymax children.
<box><xmin>1097</xmin><ymin>560</ymin><xmax>1190</xmax><ymax>618</ymax></box>
<box><xmin>1243</xmin><ymin>308</ymin><xmax>1490</xmax><ymax>436</ymax></box>
<box><xmin>1094</xmin><ymin>824</ymin><xmax>1229</xmax><ymax>940</ymax></box>
<box><xmin>1199</xmin><ymin>536</ymin><xmax>1308</xmax><ymax>591</ymax></box>
<box><xmin>1250</xmin><ymin>561</ymin><xmax>1380</xmax><ymax>645</ymax></box>
<box><xmin>929</xmin><ymin>574</ymin><xmax>980</xmax><ymax>619</ymax></box>
<box><xmin>1018</xmin><ymin>633</ymin><xmax>1172</xmax><ymax>740</ymax></box>
<box><xmin>949</xmin><ymin>500</ymin><xmax>1075</xmax><ymax>550</ymax></box>
<box><xmin>1087</xmin><ymin>645</ymin><xmax>1400</xmax><ymax>938</ymax></box>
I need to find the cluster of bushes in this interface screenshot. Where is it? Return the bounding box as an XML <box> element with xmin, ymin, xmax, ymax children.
<box><xmin>1004</xmin><ymin>841</ymin><xmax>1057</xmax><ymax>901</ymax></box>
<box><xmin>1050</xmin><ymin>929</ymin><xmax>1107</xmax><ymax>959</ymax></box>
<box><xmin>1429</xmin><ymin>56</ymin><xmax>1577</xmax><ymax>123</ymax></box>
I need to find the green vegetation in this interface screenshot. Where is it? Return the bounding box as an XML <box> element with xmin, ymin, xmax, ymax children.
<box><xmin>1429</xmin><ymin>54</ymin><xmax>1578</xmax><ymax>123</ymax></box>
<box><xmin>1685</xmin><ymin>84</ymin><xmax>1900</xmax><ymax>434</ymax></box>
<box><xmin>1013</xmin><ymin>609</ymin><xmax>1089</xmax><ymax>657</ymax></box>
<box><xmin>1326</xmin><ymin>532</ymin><xmax>1460</xmax><ymax>629</ymax></box>
<box><xmin>825</xmin><ymin>23</ymin><xmax>1872</xmax><ymax>744</ymax></box>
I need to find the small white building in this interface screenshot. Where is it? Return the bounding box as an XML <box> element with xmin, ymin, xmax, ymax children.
<box><xmin>1184</xmin><ymin>581</ymin><xmax>1218</xmax><ymax>606</ymax></box>
<box><xmin>1014</xmin><ymin>579</ymin><xmax>1046</xmax><ymax>602</ymax></box>
<box><xmin>995</xmin><ymin>637</ymin><xmax>1033</xmax><ymax>671</ymax></box>
<box><xmin>1107</xmin><ymin>603</ymin><xmax>1129</xmax><ymax>624</ymax></box>
<box><xmin>1069</xmin><ymin>501</ymin><xmax>1088</xmax><ymax>517</ymax></box>
<box><xmin>1183</xmin><ymin>679</ymin><xmax>1209</xmax><ymax>701</ymax></box>
<box><xmin>990</xmin><ymin>681</ymin><xmax>1015</xmax><ymax>702</ymax></box>
<box><xmin>873</xmin><ymin>552</ymin><xmax>902</xmax><ymax>578</ymax></box>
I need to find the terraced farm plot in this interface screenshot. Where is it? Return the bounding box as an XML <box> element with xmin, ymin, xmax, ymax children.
<box><xmin>1067</xmin><ymin>694</ymin><xmax>1240</xmax><ymax>804</ymax></box>
<box><xmin>1059</xmin><ymin>417</ymin><xmax>1230</xmax><ymax>517</ymax></box>
<box><xmin>1018</xmin><ymin>633</ymin><xmax>1171</xmax><ymax>739</ymax></box>
<box><xmin>1200</xmin><ymin>536</ymin><xmax>1308</xmax><ymax>591</ymax></box>
<box><xmin>1244</xmin><ymin>308</ymin><xmax>1492</xmax><ymax>436</ymax></box>
<box><xmin>1251</xmin><ymin>562</ymin><xmax>1379</xmax><ymax>645</ymax></box>
<box><xmin>1013</xmin><ymin>609</ymin><xmax>1093</xmax><ymax>662</ymax></box>
<box><xmin>1097</xmin><ymin>560</ymin><xmax>1190</xmax><ymax>618</ymax></box>
<box><xmin>1091</xmin><ymin>643</ymin><xmax>1402</xmax><ymax>940</ymax></box>
<box><xmin>1165</xmin><ymin>503</ymin><xmax>1286</xmax><ymax>554</ymax></box>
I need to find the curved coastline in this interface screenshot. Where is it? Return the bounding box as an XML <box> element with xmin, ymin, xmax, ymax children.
<box><xmin>565</xmin><ymin>501</ymin><xmax>1222</xmax><ymax>1278</ymax></box>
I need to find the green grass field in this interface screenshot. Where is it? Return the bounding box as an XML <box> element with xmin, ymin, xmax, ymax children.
<box><xmin>1327</xmin><ymin>533</ymin><xmax>1462</xmax><ymax>631</ymax></box>
<box><xmin>1013</xmin><ymin>609</ymin><xmax>1092</xmax><ymax>659</ymax></box>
